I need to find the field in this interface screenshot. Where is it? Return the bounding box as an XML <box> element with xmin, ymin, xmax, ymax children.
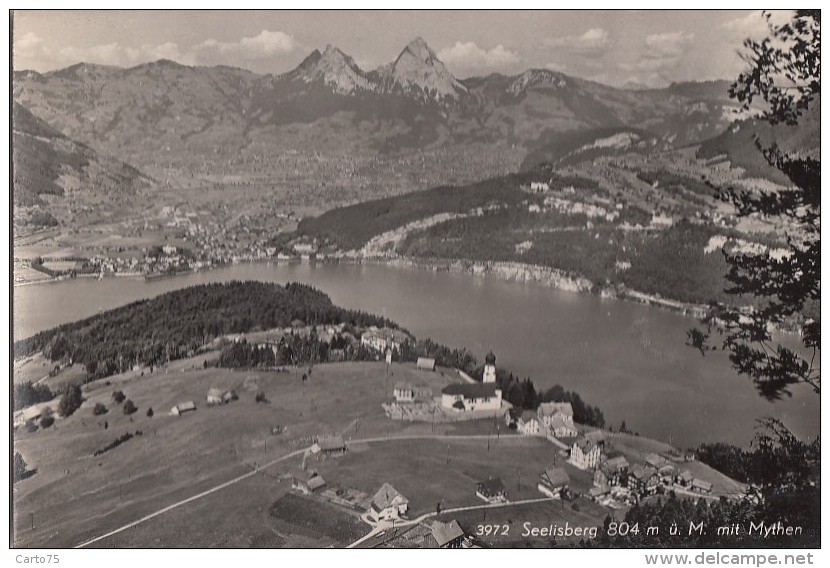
<box><xmin>13</xmin><ymin>359</ymin><xmax>487</xmax><ymax>547</ymax></box>
<box><xmin>13</xmin><ymin>354</ymin><xmax>746</xmax><ymax>548</ymax></box>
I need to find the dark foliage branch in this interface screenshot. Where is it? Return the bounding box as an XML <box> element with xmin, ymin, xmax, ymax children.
<box><xmin>691</xmin><ymin>10</ymin><xmax>820</xmax><ymax>400</ymax></box>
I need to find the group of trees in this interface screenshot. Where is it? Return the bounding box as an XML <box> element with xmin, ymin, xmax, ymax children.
<box><xmin>14</xmin><ymin>281</ymin><xmax>400</xmax><ymax>382</ymax></box>
<box><xmin>13</xmin><ymin>381</ymin><xmax>54</xmax><ymax>411</ymax></box>
<box><xmin>489</xmin><ymin>368</ymin><xmax>606</xmax><ymax>428</ymax></box>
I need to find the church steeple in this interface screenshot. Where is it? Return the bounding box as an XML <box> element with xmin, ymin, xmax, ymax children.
<box><xmin>483</xmin><ymin>351</ymin><xmax>496</xmax><ymax>383</ymax></box>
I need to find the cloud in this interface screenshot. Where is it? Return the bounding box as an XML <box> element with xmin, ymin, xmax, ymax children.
<box><xmin>14</xmin><ymin>29</ymin><xmax>298</xmax><ymax>72</ymax></box>
<box><xmin>544</xmin><ymin>28</ymin><xmax>610</xmax><ymax>56</ymax></box>
<box><xmin>194</xmin><ymin>30</ymin><xmax>298</xmax><ymax>61</ymax></box>
<box><xmin>722</xmin><ymin>10</ymin><xmax>793</xmax><ymax>39</ymax></box>
<box><xmin>645</xmin><ymin>32</ymin><xmax>694</xmax><ymax>59</ymax></box>
<box><xmin>437</xmin><ymin>41</ymin><xmax>520</xmax><ymax>72</ymax></box>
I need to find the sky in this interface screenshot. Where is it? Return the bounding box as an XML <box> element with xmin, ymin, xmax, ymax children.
<box><xmin>12</xmin><ymin>10</ymin><xmax>793</xmax><ymax>88</ymax></box>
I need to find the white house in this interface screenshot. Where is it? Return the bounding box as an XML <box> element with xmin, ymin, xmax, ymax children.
<box><xmin>171</xmin><ymin>401</ymin><xmax>197</xmax><ymax>416</ymax></box>
<box><xmin>569</xmin><ymin>437</ymin><xmax>604</xmax><ymax>470</ymax></box>
<box><xmin>441</xmin><ymin>383</ymin><xmax>502</xmax><ymax>412</ymax></box>
<box><xmin>517</xmin><ymin>410</ymin><xmax>541</xmax><ymax>436</ymax></box>
<box><xmin>538</xmin><ymin>402</ymin><xmax>578</xmax><ymax>438</ymax></box>
<box><xmin>530</xmin><ymin>181</ymin><xmax>550</xmax><ymax>193</ymax></box>
<box><xmin>367</xmin><ymin>483</ymin><xmax>409</xmax><ymax>522</ymax></box>
<box><xmin>393</xmin><ymin>382</ymin><xmax>415</xmax><ymax>402</ymax></box>
<box><xmin>476</xmin><ymin>478</ymin><xmax>507</xmax><ymax>503</ymax></box>
<box><xmin>361</xmin><ymin>327</ymin><xmax>411</xmax><ymax>353</ymax></box>
<box><xmin>416</xmin><ymin>357</ymin><xmax>436</xmax><ymax>371</ymax></box>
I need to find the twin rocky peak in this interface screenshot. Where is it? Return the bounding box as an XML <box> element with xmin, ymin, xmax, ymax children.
<box><xmin>290</xmin><ymin>37</ymin><xmax>467</xmax><ymax>100</ymax></box>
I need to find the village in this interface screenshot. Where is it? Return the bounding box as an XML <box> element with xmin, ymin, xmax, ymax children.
<box><xmin>12</xmin><ymin>318</ymin><xmax>750</xmax><ymax>549</ymax></box>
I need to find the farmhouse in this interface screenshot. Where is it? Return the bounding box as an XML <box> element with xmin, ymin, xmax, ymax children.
<box><xmin>691</xmin><ymin>478</ymin><xmax>713</xmax><ymax>494</ymax></box>
<box><xmin>360</xmin><ymin>327</ymin><xmax>411</xmax><ymax>353</ymax></box>
<box><xmin>569</xmin><ymin>437</ymin><xmax>604</xmax><ymax>470</ymax></box>
<box><xmin>441</xmin><ymin>383</ymin><xmax>502</xmax><ymax>412</ymax></box>
<box><xmin>629</xmin><ymin>464</ymin><xmax>660</xmax><ymax>496</ymax></box>
<box><xmin>416</xmin><ymin>357</ymin><xmax>436</xmax><ymax>371</ymax></box>
<box><xmin>675</xmin><ymin>470</ymin><xmax>695</xmax><ymax>488</ymax></box>
<box><xmin>393</xmin><ymin>382</ymin><xmax>432</xmax><ymax>403</ymax></box>
<box><xmin>430</xmin><ymin>520</ymin><xmax>466</xmax><ymax>548</ymax></box>
<box><xmin>595</xmin><ymin>455</ymin><xmax>629</xmax><ymax>487</ymax></box>
<box><xmin>476</xmin><ymin>478</ymin><xmax>507</xmax><ymax>503</ymax></box>
<box><xmin>367</xmin><ymin>483</ymin><xmax>409</xmax><ymax>522</ymax></box>
<box><xmin>292</xmin><ymin>472</ymin><xmax>327</xmax><ymax>495</ymax></box>
<box><xmin>537</xmin><ymin>466</ymin><xmax>570</xmax><ymax>498</ymax></box>
<box><xmin>170</xmin><ymin>401</ymin><xmax>196</xmax><ymax>416</ymax></box>
<box><xmin>312</xmin><ymin>436</ymin><xmax>347</xmax><ymax>455</ymax></box>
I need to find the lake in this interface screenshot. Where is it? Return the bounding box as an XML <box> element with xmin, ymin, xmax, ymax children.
<box><xmin>13</xmin><ymin>261</ymin><xmax>819</xmax><ymax>448</ymax></box>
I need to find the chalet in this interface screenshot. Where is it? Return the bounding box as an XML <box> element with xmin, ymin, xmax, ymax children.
<box><xmin>517</xmin><ymin>410</ymin><xmax>541</xmax><ymax>436</ymax></box>
<box><xmin>416</xmin><ymin>357</ymin><xmax>436</xmax><ymax>371</ymax></box>
<box><xmin>170</xmin><ymin>401</ymin><xmax>196</xmax><ymax>416</ymax></box>
<box><xmin>367</xmin><ymin>483</ymin><xmax>409</xmax><ymax>522</ymax></box>
<box><xmin>313</xmin><ymin>436</ymin><xmax>347</xmax><ymax>455</ymax></box>
<box><xmin>292</xmin><ymin>472</ymin><xmax>327</xmax><ymax>495</ymax></box>
<box><xmin>441</xmin><ymin>383</ymin><xmax>502</xmax><ymax>412</ymax></box>
<box><xmin>360</xmin><ymin>327</ymin><xmax>411</xmax><ymax>353</ymax></box>
<box><xmin>569</xmin><ymin>437</ymin><xmax>604</xmax><ymax>470</ymax></box>
<box><xmin>629</xmin><ymin>464</ymin><xmax>660</xmax><ymax>496</ymax></box>
<box><xmin>530</xmin><ymin>181</ymin><xmax>550</xmax><ymax>193</ymax></box>
<box><xmin>537</xmin><ymin>467</ymin><xmax>570</xmax><ymax>498</ymax></box>
<box><xmin>691</xmin><ymin>478</ymin><xmax>713</xmax><ymax>494</ymax></box>
<box><xmin>675</xmin><ymin>470</ymin><xmax>695</xmax><ymax>488</ymax></box>
<box><xmin>476</xmin><ymin>478</ymin><xmax>507</xmax><ymax>503</ymax></box>
<box><xmin>645</xmin><ymin>453</ymin><xmax>671</xmax><ymax>470</ymax></box>
<box><xmin>596</xmin><ymin>455</ymin><xmax>629</xmax><ymax>487</ymax></box>
<box><xmin>430</xmin><ymin>520</ymin><xmax>466</xmax><ymax>548</ymax></box>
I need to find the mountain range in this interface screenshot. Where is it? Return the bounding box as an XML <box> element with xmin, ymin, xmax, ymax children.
<box><xmin>12</xmin><ymin>37</ymin><xmax>766</xmax><ymax>217</ymax></box>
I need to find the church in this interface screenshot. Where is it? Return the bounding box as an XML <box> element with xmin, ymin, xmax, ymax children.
<box><xmin>440</xmin><ymin>351</ymin><xmax>502</xmax><ymax>411</ymax></box>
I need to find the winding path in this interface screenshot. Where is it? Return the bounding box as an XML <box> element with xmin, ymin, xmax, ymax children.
<box><xmin>74</xmin><ymin>432</ymin><xmax>532</xmax><ymax>548</ymax></box>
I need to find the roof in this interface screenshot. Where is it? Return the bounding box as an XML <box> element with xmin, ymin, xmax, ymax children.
<box><xmin>363</xmin><ymin>327</ymin><xmax>410</xmax><ymax>343</ymax></box>
<box><xmin>631</xmin><ymin>464</ymin><xmax>658</xmax><ymax>480</ymax></box>
<box><xmin>645</xmin><ymin>453</ymin><xmax>670</xmax><ymax>469</ymax></box>
<box><xmin>538</xmin><ymin>402</ymin><xmax>574</xmax><ymax>418</ymax></box>
<box><xmin>442</xmin><ymin>383</ymin><xmax>499</xmax><ymax>398</ymax></box>
<box><xmin>307</xmin><ymin>476</ymin><xmax>326</xmax><ymax>491</ymax></box>
<box><xmin>519</xmin><ymin>410</ymin><xmax>538</xmax><ymax>422</ymax></box>
<box><xmin>484</xmin><ymin>351</ymin><xmax>496</xmax><ymax>365</ymax></box>
<box><xmin>175</xmin><ymin>401</ymin><xmax>196</xmax><ymax>412</ymax></box>
<box><xmin>543</xmin><ymin>467</ymin><xmax>570</xmax><ymax>487</ymax></box>
<box><xmin>371</xmin><ymin>483</ymin><xmax>407</xmax><ymax>510</ymax></box>
<box><xmin>602</xmin><ymin>456</ymin><xmax>630</xmax><ymax>472</ymax></box>
<box><xmin>573</xmin><ymin>436</ymin><xmax>600</xmax><ymax>451</ymax></box>
<box><xmin>207</xmin><ymin>388</ymin><xmax>224</xmax><ymax>398</ymax></box>
<box><xmin>416</xmin><ymin>357</ymin><xmax>436</xmax><ymax>367</ymax></box>
<box><xmin>476</xmin><ymin>477</ymin><xmax>505</xmax><ymax>495</ymax></box>
<box><xmin>317</xmin><ymin>436</ymin><xmax>346</xmax><ymax>451</ymax></box>
<box><xmin>394</xmin><ymin>382</ymin><xmax>414</xmax><ymax>391</ymax></box>
<box><xmin>679</xmin><ymin>470</ymin><xmax>694</xmax><ymax>481</ymax></box>
<box><xmin>431</xmin><ymin>520</ymin><xmax>465</xmax><ymax>547</ymax></box>
<box><xmin>692</xmin><ymin>478</ymin><xmax>713</xmax><ymax>491</ymax></box>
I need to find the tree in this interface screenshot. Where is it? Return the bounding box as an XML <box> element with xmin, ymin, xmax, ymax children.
<box><xmin>693</xmin><ymin>10</ymin><xmax>820</xmax><ymax>400</ymax></box>
<box><xmin>13</xmin><ymin>452</ymin><xmax>30</xmax><ymax>482</ymax></box>
<box><xmin>93</xmin><ymin>402</ymin><xmax>108</xmax><ymax>416</ymax></box>
<box><xmin>58</xmin><ymin>384</ymin><xmax>83</xmax><ymax>417</ymax></box>
<box><xmin>146</xmin><ymin>407</ymin><xmax>154</xmax><ymax>417</ymax></box>
<box><xmin>112</xmin><ymin>390</ymin><xmax>126</xmax><ymax>404</ymax></box>
<box><xmin>40</xmin><ymin>407</ymin><xmax>55</xmax><ymax>429</ymax></box>
<box><xmin>123</xmin><ymin>399</ymin><xmax>137</xmax><ymax>415</ymax></box>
